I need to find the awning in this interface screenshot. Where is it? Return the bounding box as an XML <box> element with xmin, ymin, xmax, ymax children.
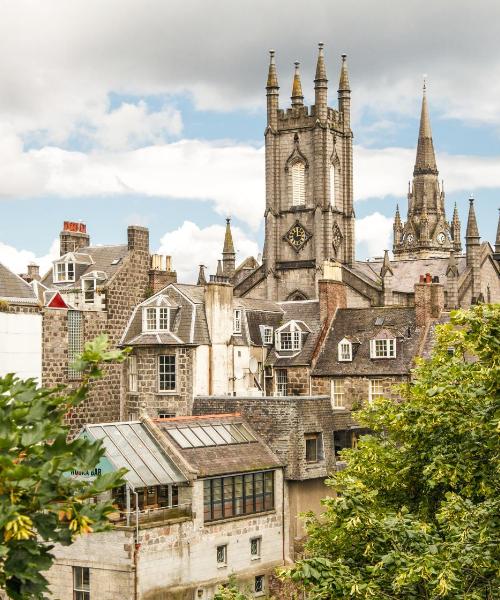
<box><xmin>85</xmin><ymin>422</ymin><xmax>187</xmax><ymax>489</ymax></box>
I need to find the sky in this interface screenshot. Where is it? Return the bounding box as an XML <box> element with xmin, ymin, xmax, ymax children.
<box><xmin>0</xmin><ymin>0</ymin><xmax>499</xmax><ymax>283</ymax></box>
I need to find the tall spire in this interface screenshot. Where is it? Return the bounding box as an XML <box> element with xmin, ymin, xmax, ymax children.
<box><xmin>291</xmin><ymin>61</ymin><xmax>304</xmax><ymax>106</ymax></box>
<box><xmin>466</xmin><ymin>196</ymin><xmax>480</xmax><ymax>239</ymax></box>
<box><xmin>222</xmin><ymin>218</ymin><xmax>236</xmax><ymax>279</ymax></box>
<box><xmin>414</xmin><ymin>81</ymin><xmax>438</xmax><ymax>176</ymax></box>
<box><xmin>266</xmin><ymin>50</ymin><xmax>279</xmax><ymax>129</ymax></box>
<box><xmin>495</xmin><ymin>208</ymin><xmax>500</xmax><ymax>253</ymax></box>
<box><xmin>314</xmin><ymin>43</ymin><xmax>328</xmax><ymax>120</ymax></box>
<box><xmin>338</xmin><ymin>54</ymin><xmax>350</xmax><ymax>92</ymax></box>
<box><xmin>451</xmin><ymin>202</ymin><xmax>462</xmax><ymax>252</ymax></box>
<box><xmin>223</xmin><ymin>218</ymin><xmax>235</xmax><ymax>254</ymax></box>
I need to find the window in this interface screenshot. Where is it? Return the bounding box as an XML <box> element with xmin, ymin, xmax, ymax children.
<box><xmin>254</xmin><ymin>575</ymin><xmax>265</xmax><ymax>595</ymax></box>
<box><xmin>68</xmin><ymin>310</ymin><xmax>83</xmax><ymax>380</ymax></box>
<box><xmin>291</xmin><ymin>162</ymin><xmax>305</xmax><ymax>206</ymax></box>
<box><xmin>128</xmin><ymin>355</ymin><xmax>138</xmax><ymax>393</ymax></box>
<box><xmin>250</xmin><ymin>537</ymin><xmax>261</xmax><ymax>559</ymax></box>
<box><xmin>305</xmin><ymin>433</ymin><xmax>323</xmax><ymax>463</ymax></box>
<box><xmin>143</xmin><ymin>307</ymin><xmax>170</xmax><ymax>331</ymax></box>
<box><xmin>338</xmin><ymin>338</ymin><xmax>352</xmax><ymax>361</ymax></box>
<box><xmin>276</xmin><ymin>369</ymin><xmax>287</xmax><ymax>396</ymax></box>
<box><xmin>54</xmin><ymin>261</ymin><xmax>75</xmax><ymax>283</ymax></box>
<box><xmin>73</xmin><ymin>566</ymin><xmax>90</xmax><ymax>600</ymax></box>
<box><xmin>216</xmin><ymin>544</ymin><xmax>227</xmax><ymax>566</ymax></box>
<box><xmin>157</xmin><ymin>411</ymin><xmax>175</xmax><ymax>419</ymax></box>
<box><xmin>262</xmin><ymin>326</ymin><xmax>273</xmax><ymax>345</ymax></box>
<box><xmin>233</xmin><ymin>309</ymin><xmax>242</xmax><ymax>334</ymax></box>
<box><xmin>370</xmin><ymin>338</ymin><xmax>396</xmax><ymax>358</ymax></box>
<box><xmin>203</xmin><ymin>471</ymin><xmax>274</xmax><ymax>523</ymax></box>
<box><xmin>334</xmin><ymin>428</ymin><xmax>371</xmax><ymax>460</ymax></box>
<box><xmin>82</xmin><ymin>278</ymin><xmax>96</xmax><ymax>304</ymax></box>
<box><xmin>369</xmin><ymin>379</ymin><xmax>387</xmax><ymax>404</ymax></box>
<box><xmin>331</xmin><ymin>379</ymin><xmax>345</xmax><ymax>408</ymax></box>
<box><xmin>277</xmin><ymin>330</ymin><xmax>301</xmax><ymax>351</ymax></box>
<box><xmin>330</xmin><ymin>164</ymin><xmax>336</xmax><ymax>207</ymax></box>
<box><xmin>158</xmin><ymin>355</ymin><xmax>176</xmax><ymax>392</ymax></box>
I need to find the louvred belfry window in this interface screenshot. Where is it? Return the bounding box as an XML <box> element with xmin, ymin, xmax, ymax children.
<box><xmin>330</xmin><ymin>164</ymin><xmax>336</xmax><ymax>207</ymax></box>
<box><xmin>291</xmin><ymin>162</ymin><xmax>305</xmax><ymax>206</ymax></box>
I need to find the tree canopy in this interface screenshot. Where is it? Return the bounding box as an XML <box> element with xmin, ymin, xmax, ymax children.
<box><xmin>0</xmin><ymin>335</ymin><xmax>128</xmax><ymax>600</ymax></box>
<box><xmin>283</xmin><ymin>304</ymin><xmax>500</xmax><ymax>599</ymax></box>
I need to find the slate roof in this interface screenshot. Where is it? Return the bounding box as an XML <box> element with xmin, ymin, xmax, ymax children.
<box><xmin>267</xmin><ymin>300</ymin><xmax>321</xmax><ymax>367</ymax></box>
<box><xmin>121</xmin><ymin>283</ymin><xmax>210</xmax><ymax>346</ymax></box>
<box><xmin>352</xmin><ymin>255</ymin><xmax>468</xmax><ymax>294</ymax></box>
<box><xmin>155</xmin><ymin>415</ymin><xmax>283</xmax><ymax>477</ymax></box>
<box><xmin>313</xmin><ymin>306</ymin><xmax>421</xmax><ymax>377</ymax></box>
<box><xmin>0</xmin><ymin>262</ymin><xmax>39</xmax><ymax>303</ymax></box>
<box><xmin>41</xmin><ymin>244</ymin><xmax>129</xmax><ymax>289</ymax></box>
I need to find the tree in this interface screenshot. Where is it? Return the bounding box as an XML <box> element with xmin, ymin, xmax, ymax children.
<box><xmin>283</xmin><ymin>304</ymin><xmax>500</xmax><ymax>599</ymax></box>
<box><xmin>0</xmin><ymin>335</ymin><xmax>128</xmax><ymax>600</ymax></box>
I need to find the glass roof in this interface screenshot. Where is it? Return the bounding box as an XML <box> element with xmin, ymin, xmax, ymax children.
<box><xmin>166</xmin><ymin>422</ymin><xmax>256</xmax><ymax>449</ymax></box>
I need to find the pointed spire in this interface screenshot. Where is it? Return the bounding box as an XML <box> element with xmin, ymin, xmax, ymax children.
<box><xmin>495</xmin><ymin>209</ymin><xmax>500</xmax><ymax>253</ymax></box>
<box><xmin>380</xmin><ymin>249</ymin><xmax>394</xmax><ymax>278</ymax></box>
<box><xmin>266</xmin><ymin>50</ymin><xmax>279</xmax><ymax>90</ymax></box>
<box><xmin>291</xmin><ymin>61</ymin><xmax>304</xmax><ymax>106</ymax></box>
<box><xmin>338</xmin><ymin>54</ymin><xmax>350</xmax><ymax>92</ymax></box>
<box><xmin>466</xmin><ymin>196</ymin><xmax>480</xmax><ymax>239</ymax></box>
<box><xmin>216</xmin><ymin>260</ymin><xmax>223</xmax><ymax>277</ymax></box>
<box><xmin>223</xmin><ymin>218</ymin><xmax>235</xmax><ymax>254</ymax></box>
<box><xmin>452</xmin><ymin>202</ymin><xmax>460</xmax><ymax>225</ymax></box>
<box><xmin>197</xmin><ymin>264</ymin><xmax>207</xmax><ymax>286</ymax></box>
<box><xmin>315</xmin><ymin>43</ymin><xmax>327</xmax><ymax>82</ymax></box>
<box><xmin>395</xmin><ymin>204</ymin><xmax>402</xmax><ymax>227</ymax></box>
<box><xmin>414</xmin><ymin>80</ymin><xmax>438</xmax><ymax>176</ymax></box>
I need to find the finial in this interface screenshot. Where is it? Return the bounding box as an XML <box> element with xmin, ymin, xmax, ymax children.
<box><xmin>291</xmin><ymin>61</ymin><xmax>304</xmax><ymax>106</ymax></box>
<box><xmin>318</xmin><ymin>42</ymin><xmax>324</xmax><ymax>53</ymax></box>
<box><xmin>469</xmin><ymin>194</ymin><xmax>474</xmax><ymax>204</ymax></box>
<box><xmin>422</xmin><ymin>74</ymin><xmax>427</xmax><ymax>93</ymax></box>
<box><xmin>226</xmin><ymin>217</ymin><xmax>231</xmax><ymax>225</ymax></box>
<box><xmin>269</xmin><ymin>49</ymin><xmax>275</xmax><ymax>63</ymax></box>
<box><xmin>341</xmin><ymin>53</ymin><xmax>347</xmax><ymax>61</ymax></box>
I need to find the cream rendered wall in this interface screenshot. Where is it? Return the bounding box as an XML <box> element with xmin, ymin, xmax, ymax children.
<box><xmin>194</xmin><ymin>344</ymin><xmax>210</xmax><ymax>396</ymax></box>
<box><xmin>0</xmin><ymin>312</ymin><xmax>42</xmax><ymax>380</ymax></box>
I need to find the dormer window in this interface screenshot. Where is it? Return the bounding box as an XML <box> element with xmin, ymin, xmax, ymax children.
<box><xmin>277</xmin><ymin>330</ymin><xmax>301</xmax><ymax>351</ymax></box>
<box><xmin>233</xmin><ymin>309</ymin><xmax>242</xmax><ymax>334</ymax></box>
<box><xmin>262</xmin><ymin>326</ymin><xmax>273</xmax><ymax>345</ymax></box>
<box><xmin>338</xmin><ymin>338</ymin><xmax>352</xmax><ymax>361</ymax></box>
<box><xmin>370</xmin><ymin>338</ymin><xmax>396</xmax><ymax>359</ymax></box>
<box><xmin>54</xmin><ymin>261</ymin><xmax>75</xmax><ymax>283</ymax></box>
<box><xmin>143</xmin><ymin>307</ymin><xmax>170</xmax><ymax>332</ymax></box>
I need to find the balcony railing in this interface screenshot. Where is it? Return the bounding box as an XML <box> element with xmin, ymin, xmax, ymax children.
<box><xmin>110</xmin><ymin>503</ymin><xmax>192</xmax><ymax>527</ymax></box>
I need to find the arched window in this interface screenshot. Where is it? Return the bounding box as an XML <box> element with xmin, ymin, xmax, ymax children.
<box><xmin>330</xmin><ymin>164</ymin><xmax>336</xmax><ymax>207</ymax></box>
<box><xmin>291</xmin><ymin>162</ymin><xmax>305</xmax><ymax>206</ymax></box>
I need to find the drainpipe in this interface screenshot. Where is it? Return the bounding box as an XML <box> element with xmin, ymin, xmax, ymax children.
<box><xmin>133</xmin><ymin>489</ymin><xmax>140</xmax><ymax>600</ymax></box>
<box><xmin>281</xmin><ymin>468</ymin><xmax>286</xmax><ymax>565</ymax></box>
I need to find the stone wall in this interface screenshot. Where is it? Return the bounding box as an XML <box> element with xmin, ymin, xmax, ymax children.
<box><xmin>126</xmin><ymin>346</ymin><xmax>194</xmax><ymax>419</ymax></box>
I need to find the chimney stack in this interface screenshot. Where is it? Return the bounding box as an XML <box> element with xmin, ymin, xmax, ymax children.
<box><xmin>414</xmin><ymin>274</ymin><xmax>445</xmax><ymax>326</ymax></box>
<box><xmin>127</xmin><ymin>225</ymin><xmax>149</xmax><ymax>253</ymax></box>
<box><xmin>59</xmin><ymin>221</ymin><xmax>90</xmax><ymax>256</ymax></box>
<box><xmin>318</xmin><ymin>260</ymin><xmax>347</xmax><ymax>326</ymax></box>
<box><xmin>27</xmin><ymin>263</ymin><xmax>40</xmax><ymax>282</ymax></box>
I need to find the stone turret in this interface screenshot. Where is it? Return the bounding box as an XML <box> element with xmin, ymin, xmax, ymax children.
<box><xmin>465</xmin><ymin>196</ymin><xmax>481</xmax><ymax>301</ymax></box>
<box><xmin>222</xmin><ymin>218</ymin><xmax>236</xmax><ymax>279</ymax></box>
<box><xmin>393</xmin><ymin>83</ymin><xmax>454</xmax><ymax>258</ymax></box>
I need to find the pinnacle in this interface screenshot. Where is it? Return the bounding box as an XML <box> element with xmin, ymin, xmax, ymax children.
<box><xmin>338</xmin><ymin>54</ymin><xmax>350</xmax><ymax>92</ymax></box>
<box><xmin>466</xmin><ymin>197</ymin><xmax>480</xmax><ymax>239</ymax></box>
<box><xmin>266</xmin><ymin>50</ymin><xmax>279</xmax><ymax>89</ymax></box>
<box><xmin>315</xmin><ymin>42</ymin><xmax>327</xmax><ymax>82</ymax></box>
<box><xmin>414</xmin><ymin>84</ymin><xmax>438</xmax><ymax>176</ymax></box>
<box><xmin>223</xmin><ymin>218</ymin><xmax>235</xmax><ymax>255</ymax></box>
<box><xmin>291</xmin><ymin>62</ymin><xmax>304</xmax><ymax>105</ymax></box>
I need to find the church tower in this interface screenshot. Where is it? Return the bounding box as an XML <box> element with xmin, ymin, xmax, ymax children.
<box><xmin>262</xmin><ymin>45</ymin><xmax>355</xmax><ymax>301</ymax></box>
<box><xmin>393</xmin><ymin>83</ymin><xmax>460</xmax><ymax>258</ymax></box>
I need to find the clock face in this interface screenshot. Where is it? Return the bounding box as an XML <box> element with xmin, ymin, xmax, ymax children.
<box><xmin>284</xmin><ymin>221</ymin><xmax>312</xmax><ymax>252</ymax></box>
<box><xmin>437</xmin><ymin>232</ymin><xmax>446</xmax><ymax>244</ymax></box>
<box><xmin>288</xmin><ymin>225</ymin><xmax>306</xmax><ymax>247</ymax></box>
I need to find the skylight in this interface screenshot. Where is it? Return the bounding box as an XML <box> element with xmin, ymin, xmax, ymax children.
<box><xmin>166</xmin><ymin>423</ymin><xmax>256</xmax><ymax>449</ymax></box>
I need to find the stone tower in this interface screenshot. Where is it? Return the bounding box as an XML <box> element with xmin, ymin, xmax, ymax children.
<box><xmin>262</xmin><ymin>44</ymin><xmax>355</xmax><ymax>301</ymax></box>
<box><xmin>393</xmin><ymin>83</ymin><xmax>461</xmax><ymax>258</ymax></box>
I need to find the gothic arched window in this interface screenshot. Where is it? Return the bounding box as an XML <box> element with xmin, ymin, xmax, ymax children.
<box><xmin>330</xmin><ymin>163</ymin><xmax>336</xmax><ymax>207</ymax></box>
<box><xmin>291</xmin><ymin>162</ymin><xmax>305</xmax><ymax>206</ymax></box>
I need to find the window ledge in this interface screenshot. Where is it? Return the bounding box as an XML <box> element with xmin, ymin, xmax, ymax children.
<box><xmin>217</xmin><ymin>564</ymin><xmax>227</xmax><ymax>569</ymax></box>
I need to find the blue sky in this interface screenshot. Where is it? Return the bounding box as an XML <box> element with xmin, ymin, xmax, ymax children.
<box><xmin>0</xmin><ymin>1</ymin><xmax>499</xmax><ymax>282</ymax></box>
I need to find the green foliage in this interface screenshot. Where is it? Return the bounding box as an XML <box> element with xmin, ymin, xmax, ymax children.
<box><xmin>214</xmin><ymin>577</ymin><xmax>253</xmax><ymax>600</ymax></box>
<box><xmin>283</xmin><ymin>304</ymin><xmax>500</xmax><ymax>599</ymax></box>
<box><xmin>0</xmin><ymin>335</ymin><xmax>130</xmax><ymax>599</ymax></box>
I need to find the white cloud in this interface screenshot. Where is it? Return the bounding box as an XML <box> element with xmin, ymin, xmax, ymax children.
<box><xmin>157</xmin><ymin>221</ymin><xmax>259</xmax><ymax>283</ymax></box>
<box><xmin>356</xmin><ymin>213</ymin><xmax>393</xmax><ymax>258</ymax></box>
<box><xmin>0</xmin><ymin>239</ymin><xmax>59</xmax><ymax>278</ymax></box>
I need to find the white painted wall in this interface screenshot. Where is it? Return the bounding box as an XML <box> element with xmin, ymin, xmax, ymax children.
<box><xmin>0</xmin><ymin>312</ymin><xmax>42</xmax><ymax>381</ymax></box>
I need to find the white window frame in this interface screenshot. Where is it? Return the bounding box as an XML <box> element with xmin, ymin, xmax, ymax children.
<box><xmin>142</xmin><ymin>307</ymin><xmax>170</xmax><ymax>332</ymax></box>
<box><xmin>369</xmin><ymin>379</ymin><xmax>387</xmax><ymax>404</ymax></box>
<box><xmin>338</xmin><ymin>338</ymin><xmax>352</xmax><ymax>361</ymax></box>
<box><xmin>54</xmin><ymin>261</ymin><xmax>75</xmax><ymax>283</ymax></box>
<box><xmin>158</xmin><ymin>355</ymin><xmax>176</xmax><ymax>393</ymax></box>
<box><xmin>128</xmin><ymin>355</ymin><xmax>138</xmax><ymax>393</ymax></box>
<box><xmin>216</xmin><ymin>544</ymin><xmax>227</xmax><ymax>567</ymax></box>
<box><xmin>250</xmin><ymin>536</ymin><xmax>262</xmax><ymax>560</ymax></box>
<box><xmin>331</xmin><ymin>379</ymin><xmax>345</xmax><ymax>408</ymax></box>
<box><xmin>73</xmin><ymin>566</ymin><xmax>90</xmax><ymax>600</ymax></box>
<box><xmin>233</xmin><ymin>309</ymin><xmax>242</xmax><ymax>334</ymax></box>
<box><xmin>370</xmin><ymin>338</ymin><xmax>396</xmax><ymax>359</ymax></box>
<box><xmin>275</xmin><ymin>369</ymin><xmax>288</xmax><ymax>396</ymax></box>
<box><xmin>277</xmin><ymin>330</ymin><xmax>301</xmax><ymax>352</ymax></box>
<box><xmin>262</xmin><ymin>326</ymin><xmax>273</xmax><ymax>345</ymax></box>
<box><xmin>291</xmin><ymin>162</ymin><xmax>306</xmax><ymax>206</ymax></box>
<box><xmin>82</xmin><ymin>278</ymin><xmax>96</xmax><ymax>304</ymax></box>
